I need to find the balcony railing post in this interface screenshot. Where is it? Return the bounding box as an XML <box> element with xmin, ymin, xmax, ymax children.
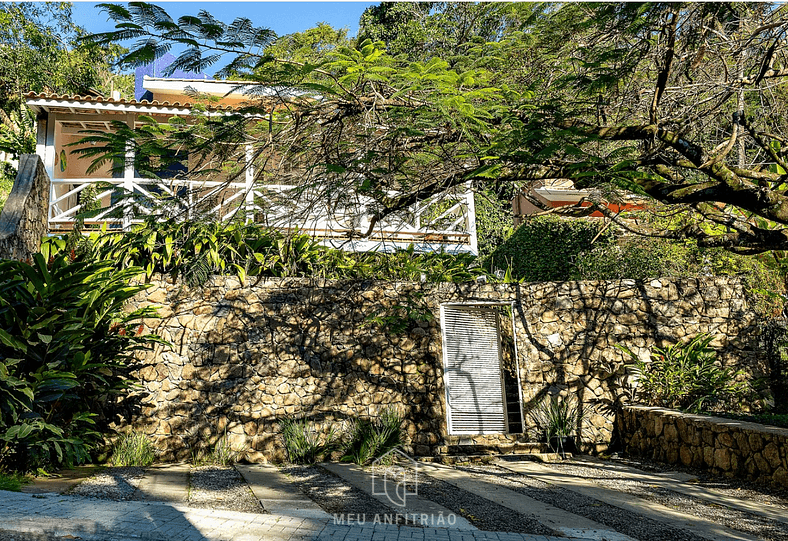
<box><xmin>123</xmin><ymin>115</ymin><xmax>135</xmax><ymax>231</ymax></box>
<box><xmin>245</xmin><ymin>144</ymin><xmax>255</xmax><ymax>224</ymax></box>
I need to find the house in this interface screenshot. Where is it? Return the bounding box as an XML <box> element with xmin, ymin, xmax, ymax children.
<box><xmin>512</xmin><ymin>179</ymin><xmax>644</xmax><ymax>227</ymax></box>
<box><xmin>25</xmin><ymin>57</ymin><xmax>477</xmax><ymax>254</ymax></box>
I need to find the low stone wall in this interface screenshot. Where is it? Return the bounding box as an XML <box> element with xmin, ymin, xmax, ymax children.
<box><xmin>617</xmin><ymin>405</ymin><xmax>788</xmax><ymax>487</ymax></box>
<box><xmin>0</xmin><ymin>154</ymin><xmax>49</xmax><ymax>261</ymax></box>
<box><xmin>125</xmin><ymin>276</ymin><xmax>760</xmax><ymax>462</ymax></box>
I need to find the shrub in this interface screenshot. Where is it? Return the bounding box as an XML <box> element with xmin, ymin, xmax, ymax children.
<box><xmin>475</xmin><ymin>190</ymin><xmax>515</xmax><ymax>259</ymax></box>
<box><xmin>43</xmin><ymin>219</ymin><xmax>488</xmax><ymax>285</ymax></box>
<box><xmin>341</xmin><ymin>408</ymin><xmax>404</xmax><ymax>466</ymax></box>
<box><xmin>0</xmin><ymin>253</ymin><xmax>160</xmax><ymax>472</ymax></box>
<box><xmin>528</xmin><ymin>395</ymin><xmax>586</xmax><ymax>455</ymax></box>
<box><xmin>278</xmin><ymin>417</ymin><xmax>341</xmax><ymax>464</ymax></box>
<box><xmin>0</xmin><ymin>469</ymin><xmax>29</xmax><ymax>491</ymax></box>
<box><xmin>619</xmin><ymin>334</ymin><xmax>752</xmax><ymax>413</ymax></box>
<box><xmin>192</xmin><ymin>433</ymin><xmax>246</xmax><ymax>466</ymax></box>
<box><xmin>108</xmin><ymin>431</ymin><xmax>156</xmax><ymax>467</ymax></box>
<box><xmin>576</xmin><ymin>236</ymin><xmax>695</xmax><ymax>280</ymax></box>
<box><xmin>487</xmin><ymin>215</ymin><xmax>612</xmax><ymax>282</ymax></box>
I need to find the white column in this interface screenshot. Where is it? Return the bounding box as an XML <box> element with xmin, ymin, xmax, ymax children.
<box><xmin>244</xmin><ymin>143</ymin><xmax>255</xmax><ymax>224</ymax></box>
<box><xmin>465</xmin><ymin>181</ymin><xmax>478</xmax><ymax>255</ymax></box>
<box><xmin>123</xmin><ymin>114</ymin><xmax>135</xmax><ymax>230</ymax></box>
<box><xmin>44</xmin><ymin>114</ymin><xmax>57</xmax><ymax>225</ymax></box>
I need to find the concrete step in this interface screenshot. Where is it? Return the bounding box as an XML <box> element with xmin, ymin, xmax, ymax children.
<box><xmin>236</xmin><ymin>464</ymin><xmax>330</xmax><ymax>519</ymax></box>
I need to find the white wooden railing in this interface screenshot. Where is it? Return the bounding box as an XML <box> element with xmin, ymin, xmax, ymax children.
<box><xmin>48</xmin><ymin>177</ymin><xmax>478</xmax><ymax>254</ymax></box>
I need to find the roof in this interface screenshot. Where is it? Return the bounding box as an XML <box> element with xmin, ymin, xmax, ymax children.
<box><xmin>25</xmin><ymin>91</ymin><xmax>237</xmax><ymax>116</ymax></box>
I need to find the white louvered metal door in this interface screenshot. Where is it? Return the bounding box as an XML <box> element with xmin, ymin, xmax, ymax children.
<box><xmin>441</xmin><ymin>305</ymin><xmax>509</xmax><ymax>434</ymax></box>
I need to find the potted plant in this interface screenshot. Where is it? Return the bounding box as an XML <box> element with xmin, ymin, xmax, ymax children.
<box><xmin>529</xmin><ymin>394</ymin><xmax>586</xmax><ymax>457</ymax></box>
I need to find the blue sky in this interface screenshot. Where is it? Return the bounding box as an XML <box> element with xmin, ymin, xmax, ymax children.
<box><xmin>72</xmin><ymin>1</ymin><xmax>379</xmax><ymax>38</ymax></box>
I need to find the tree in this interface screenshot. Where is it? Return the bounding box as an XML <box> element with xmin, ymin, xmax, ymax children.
<box><xmin>85</xmin><ymin>2</ymin><xmax>788</xmax><ymax>254</ymax></box>
<box><xmin>500</xmin><ymin>3</ymin><xmax>788</xmax><ymax>254</ymax></box>
<box><xmin>0</xmin><ymin>2</ymin><xmax>133</xmax><ymax>210</ymax></box>
<box><xmin>81</xmin><ymin>2</ymin><xmax>518</xmax><ymax>237</ymax></box>
<box><xmin>0</xmin><ymin>2</ymin><xmax>132</xmax><ymax>108</ymax></box>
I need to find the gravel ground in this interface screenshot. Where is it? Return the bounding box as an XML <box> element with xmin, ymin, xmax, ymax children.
<box><xmin>548</xmin><ymin>459</ymin><xmax>788</xmax><ymax>541</ymax></box>
<box><xmin>279</xmin><ymin>465</ymin><xmax>414</xmax><ymax>524</ymax></box>
<box><xmin>611</xmin><ymin>454</ymin><xmax>788</xmax><ymax>505</ymax></box>
<box><xmin>67</xmin><ymin>467</ymin><xmax>145</xmax><ymax>501</ymax></box>
<box><xmin>406</xmin><ymin>466</ymin><xmax>557</xmax><ymax>536</ymax></box>
<box><xmin>458</xmin><ymin>463</ymin><xmax>708</xmax><ymax>541</ymax></box>
<box><xmin>188</xmin><ymin>466</ymin><xmax>262</xmax><ymax>514</ymax></box>
<box><xmin>0</xmin><ymin>530</ymin><xmax>84</xmax><ymax>541</ymax></box>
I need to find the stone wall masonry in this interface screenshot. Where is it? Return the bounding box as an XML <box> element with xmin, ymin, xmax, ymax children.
<box><xmin>0</xmin><ymin>154</ymin><xmax>49</xmax><ymax>261</ymax></box>
<box><xmin>125</xmin><ymin>275</ymin><xmax>760</xmax><ymax>462</ymax></box>
<box><xmin>617</xmin><ymin>405</ymin><xmax>788</xmax><ymax>487</ymax></box>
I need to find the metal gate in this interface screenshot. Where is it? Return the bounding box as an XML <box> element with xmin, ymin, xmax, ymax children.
<box><xmin>441</xmin><ymin>305</ymin><xmax>509</xmax><ymax>434</ymax></box>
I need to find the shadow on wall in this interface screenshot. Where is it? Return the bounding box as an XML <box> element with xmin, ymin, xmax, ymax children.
<box><xmin>119</xmin><ymin>275</ymin><xmax>761</xmax><ymax>461</ymax></box>
<box><xmin>513</xmin><ymin>277</ymin><xmax>761</xmax><ymax>453</ymax></box>
<box><xmin>121</xmin><ymin>278</ymin><xmax>445</xmax><ymax>462</ymax></box>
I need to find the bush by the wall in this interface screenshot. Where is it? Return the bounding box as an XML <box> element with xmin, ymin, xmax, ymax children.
<box><xmin>341</xmin><ymin>408</ymin><xmax>404</xmax><ymax>465</ymax></box>
<box><xmin>0</xmin><ymin>253</ymin><xmax>160</xmax><ymax>472</ymax></box>
<box><xmin>475</xmin><ymin>190</ymin><xmax>515</xmax><ymax>259</ymax></box>
<box><xmin>108</xmin><ymin>431</ymin><xmax>156</xmax><ymax>467</ymax></box>
<box><xmin>44</xmin><ymin>219</ymin><xmax>489</xmax><ymax>285</ymax></box>
<box><xmin>618</xmin><ymin>334</ymin><xmax>753</xmax><ymax>413</ymax></box>
<box><xmin>278</xmin><ymin>416</ymin><xmax>341</xmax><ymax>464</ymax></box>
<box><xmin>487</xmin><ymin>215</ymin><xmax>612</xmax><ymax>282</ymax></box>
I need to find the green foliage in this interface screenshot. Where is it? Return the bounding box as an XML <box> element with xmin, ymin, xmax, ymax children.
<box><xmin>760</xmin><ymin>319</ymin><xmax>788</xmax><ymax>414</ymax></box>
<box><xmin>0</xmin><ymin>469</ymin><xmax>29</xmax><ymax>491</ymax></box>
<box><xmin>528</xmin><ymin>395</ymin><xmax>586</xmax><ymax>454</ymax></box>
<box><xmin>474</xmin><ymin>190</ymin><xmax>515</xmax><ymax>259</ymax></box>
<box><xmin>488</xmin><ymin>215</ymin><xmax>612</xmax><ymax>282</ymax></box>
<box><xmin>619</xmin><ymin>334</ymin><xmax>753</xmax><ymax>414</ymax></box>
<box><xmin>363</xmin><ymin>291</ymin><xmax>433</xmax><ymax>335</ymax></box>
<box><xmin>577</xmin><ymin>236</ymin><xmax>786</xmax><ymax>315</ymax></box>
<box><xmin>0</xmin><ymin>253</ymin><xmax>160</xmax><ymax>472</ymax></box>
<box><xmin>577</xmin><ymin>237</ymin><xmax>695</xmax><ymax>280</ymax></box>
<box><xmin>341</xmin><ymin>408</ymin><xmax>404</xmax><ymax>466</ymax></box>
<box><xmin>44</xmin><ymin>219</ymin><xmax>488</xmax><ymax>285</ymax></box>
<box><xmin>278</xmin><ymin>417</ymin><xmax>341</xmax><ymax>465</ymax></box>
<box><xmin>191</xmin><ymin>432</ymin><xmax>245</xmax><ymax>466</ymax></box>
<box><xmin>0</xmin><ymin>108</ymin><xmax>35</xmax><ymax>160</ymax></box>
<box><xmin>108</xmin><ymin>431</ymin><xmax>156</xmax><ymax>467</ymax></box>
<box><xmin>707</xmin><ymin>412</ymin><xmax>788</xmax><ymax>429</ymax></box>
<box><xmin>0</xmin><ymin>3</ymin><xmax>131</xmax><ymax>109</ymax></box>
<box><xmin>0</xmin><ymin>161</ymin><xmax>14</xmax><ymax>211</ymax></box>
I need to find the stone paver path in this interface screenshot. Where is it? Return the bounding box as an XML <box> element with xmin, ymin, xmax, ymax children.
<box><xmin>420</xmin><ymin>462</ymin><xmax>635</xmax><ymax>541</ymax></box>
<box><xmin>0</xmin><ymin>491</ymin><xmax>577</xmax><ymax>541</ymax></box>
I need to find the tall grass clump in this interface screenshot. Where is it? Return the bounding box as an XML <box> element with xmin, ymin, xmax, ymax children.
<box><xmin>341</xmin><ymin>408</ymin><xmax>404</xmax><ymax>466</ymax></box>
<box><xmin>192</xmin><ymin>433</ymin><xmax>246</xmax><ymax>466</ymax></box>
<box><xmin>278</xmin><ymin>417</ymin><xmax>341</xmax><ymax>464</ymax></box>
<box><xmin>108</xmin><ymin>432</ymin><xmax>156</xmax><ymax>467</ymax></box>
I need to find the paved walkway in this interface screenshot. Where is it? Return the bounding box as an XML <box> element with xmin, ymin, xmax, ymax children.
<box><xmin>0</xmin><ymin>491</ymin><xmax>576</xmax><ymax>541</ymax></box>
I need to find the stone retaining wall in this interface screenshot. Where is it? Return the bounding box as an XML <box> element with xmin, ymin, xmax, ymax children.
<box><xmin>617</xmin><ymin>405</ymin><xmax>788</xmax><ymax>487</ymax></box>
<box><xmin>125</xmin><ymin>276</ymin><xmax>760</xmax><ymax>462</ymax></box>
<box><xmin>0</xmin><ymin>154</ymin><xmax>49</xmax><ymax>261</ymax></box>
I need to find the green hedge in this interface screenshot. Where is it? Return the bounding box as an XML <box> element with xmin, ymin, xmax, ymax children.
<box><xmin>486</xmin><ymin>215</ymin><xmax>612</xmax><ymax>282</ymax></box>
